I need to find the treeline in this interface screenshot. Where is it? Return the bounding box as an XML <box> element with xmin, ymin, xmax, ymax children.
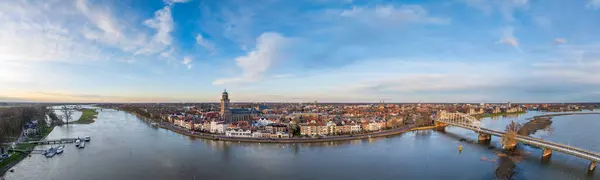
<box><xmin>0</xmin><ymin>106</ymin><xmax>50</xmax><ymax>144</ymax></box>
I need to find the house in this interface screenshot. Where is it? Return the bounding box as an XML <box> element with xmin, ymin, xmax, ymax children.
<box><xmin>326</xmin><ymin>121</ymin><xmax>337</xmax><ymax>135</ymax></box>
<box><xmin>210</xmin><ymin>121</ymin><xmax>227</xmax><ymax>134</ymax></box>
<box><xmin>252</xmin><ymin>131</ymin><xmax>265</xmax><ymax>138</ymax></box>
<box><xmin>225</xmin><ymin>129</ymin><xmax>252</xmax><ymax>137</ymax></box>
<box><xmin>300</xmin><ymin>123</ymin><xmax>328</xmax><ymax>136</ymax></box>
<box><xmin>350</xmin><ymin>123</ymin><xmax>361</xmax><ymax>133</ymax></box>
<box><xmin>194</xmin><ymin>121</ymin><xmax>204</xmax><ymax>131</ymax></box>
<box><xmin>24</xmin><ymin>120</ymin><xmax>39</xmax><ymax>136</ymax></box>
<box><xmin>202</xmin><ymin>121</ymin><xmax>211</xmax><ymax>132</ymax></box>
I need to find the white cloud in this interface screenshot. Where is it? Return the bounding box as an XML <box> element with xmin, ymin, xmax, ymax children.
<box><xmin>496</xmin><ymin>26</ymin><xmax>521</xmax><ymax>51</ymax></box>
<box><xmin>340</xmin><ymin>5</ymin><xmax>450</xmax><ymax>25</ymax></box>
<box><xmin>463</xmin><ymin>0</ymin><xmax>528</xmax><ymax>22</ymax></box>
<box><xmin>75</xmin><ymin>0</ymin><xmax>147</xmax><ymax>53</ymax></box>
<box><xmin>164</xmin><ymin>0</ymin><xmax>188</xmax><ymax>5</ymax></box>
<box><xmin>0</xmin><ymin>0</ymin><xmax>110</xmax><ymax>63</ymax></box>
<box><xmin>554</xmin><ymin>38</ymin><xmax>567</xmax><ymax>45</ymax></box>
<box><xmin>273</xmin><ymin>74</ymin><xmax>294</xmax><ymax>78</ymax></box>
<box><xmin>160</xmin><ymin>48</ymin><xmax>175</xmax><ymax>58</ymax></box>
<box><xmin>196</xmin><ymin>34</ymin><xmax>217</xmax><ymax>54</ymax></box>
<box><xmin>182</xmin><ymin>56</ymin><xmax>193</xmax><ymax>70</ymax></box>
<box><xmin>136</xmin><ymin>6</ymin><xmax>174</xmax><ymax>56</ymax></box>
<box><xmin>213</xmin><ymin>32</ymin><xmax>290</xmax><ymax>85</ymax></box>
<box><xmin>588</xmin><ymin>0</ymin><xmax>600</xmax><ymax>9</ymax></box>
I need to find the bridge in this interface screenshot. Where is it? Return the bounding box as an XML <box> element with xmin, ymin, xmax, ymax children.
<box><xmin>435</xmin><ymin>111</ymin><xmax>598</xmax><ymax>172</ymax></box>
<box><xmin>19</xmin><ymin>138</ymin><xmax>81</xmax><ymax>145</ymax></box>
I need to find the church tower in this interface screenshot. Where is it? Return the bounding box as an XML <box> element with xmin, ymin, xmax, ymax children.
<box><xmin>220</xmin><ymin>89</ymin><xmax>231</xmax><ymax>121</ymax></box>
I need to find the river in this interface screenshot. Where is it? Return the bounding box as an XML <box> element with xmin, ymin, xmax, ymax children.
<box><xmin>3</xmin><ymin>107</ymin><xmax>599</xmax><ymax>180</ymax></box>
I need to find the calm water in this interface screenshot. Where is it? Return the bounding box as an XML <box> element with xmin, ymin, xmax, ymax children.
<box><xmin>4</xmin><ymin>108</ymin><xmax>600</xmax><ymax>180</ymax></box>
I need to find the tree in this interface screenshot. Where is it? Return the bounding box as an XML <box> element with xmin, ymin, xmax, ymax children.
<box><xmin>61</xmin><ymin>106</ymin><xmax>74</xmax><ymax>125</ymax></box>
<box><xmin>501</xmin><ymin>121</ymin><xmax>522</xmax><ymax>150</ymax></box>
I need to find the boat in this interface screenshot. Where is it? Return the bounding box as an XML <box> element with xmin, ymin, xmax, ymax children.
<box><xmin>45</xmin><ymin>147</ymin><xmax>57</xmax><ymax>158</ymax></box>
<box><xmin>84</xmin><ymin>136</ymin><xmax>91</xmax><ymax>141</ymax></box>
<box><xmin>56</xmin><ymin>146</ymin><xmax>64</xmax><ymax>154</ymax></box>
<box><xmin>151</xmin><ymin>122</ymin><xmax>159</xmax><ymax>127</ymax></box>
<box><xmin>75</xmin><ymin>139</ymin><xmax>81</xmax><ymax>147</ymax></box>
<box><xmin>79</xmin><ymin>142</ymin><xmax>86</xmax><ymax>148</ymax></box>
<box><xmin>45</xmin><ymin>151</ymin><xmax>55</xmax><ymax>157</ymax></box>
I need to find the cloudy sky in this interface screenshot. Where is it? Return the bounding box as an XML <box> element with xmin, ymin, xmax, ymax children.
<box><xmin>1</xmin><ymin>0</ymin><xmax>600</xmax><ymax>103</ymax></box>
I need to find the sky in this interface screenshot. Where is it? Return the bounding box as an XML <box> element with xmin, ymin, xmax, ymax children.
<box><xmin>1</xmin><ymin>0</ymin><xmax>600</xmax><ymax>103</ymax></box>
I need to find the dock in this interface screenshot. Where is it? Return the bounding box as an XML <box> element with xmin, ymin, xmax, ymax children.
<box><xmin>19</xmin><ymin>137</ymin><xmax>87</xmax><ymax>145</ymax></box>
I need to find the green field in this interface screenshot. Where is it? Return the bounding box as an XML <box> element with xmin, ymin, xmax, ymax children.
<box><xmin>71</xmin><ymin>109</ymin><xmax>99</xmax><ymax>124</ymax></box>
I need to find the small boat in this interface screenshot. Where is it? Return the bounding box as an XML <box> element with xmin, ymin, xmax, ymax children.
<box><xmin>84</xmin><ymin>136</ymin><xmax>91</xmax><ymax>141</ymax></box>
<box><xmin>79</xmin><ymin>142</ymin><xmax>86</xmax><ymax>148</ymax></box>
<box><xmin>151</xmin><ymin>122</ymin><xmax>159</xmax><ymax>127</ymax></box>
<box><xmin>75</xmin><ymin>139</ymin><xmax>81</xmax><ymax>147</ymax></box>
<box><xmin>56</xmin><ymin>146</ymin><xmax>64</xmax><ymax>154</ymax></box>
<box><xmin>45</xmin><ymin>151</ymin><xmax>55</xmax><ymax>157</ymax></box>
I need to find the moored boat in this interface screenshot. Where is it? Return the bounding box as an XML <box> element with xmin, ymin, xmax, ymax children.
<box><xmin>56</xmin><ymin>145</ymin><xmax>64</xmax><ymax>154</ymax></box>
<box><xmin>84</xmin><ymin>136</ymin><xmax>91</xmax><ymax>141</ymax></box>
<box><xmin>79</xmin><ymin>142</ymin><xmax>86</xmax><ymax>148</ymax></box>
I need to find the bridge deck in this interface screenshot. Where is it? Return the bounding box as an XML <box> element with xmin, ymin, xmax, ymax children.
<box><xmin>448</xmin><ymin>122</ymin><xmax>600</xmax><ymax>162</ymax></box>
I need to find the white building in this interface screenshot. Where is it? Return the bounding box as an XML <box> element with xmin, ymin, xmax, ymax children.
<box><xmin>210</xmin><ymin>121</ymin><xmax>226</xmax><ymax>134</ymax></box>
<box><xmin>254</xmin><ymin>118</ymin><xmax>274</xmax><ymax>127</ymax></box>
<box><xmin>225</xmin><ymin>129</ymin><xmax>252</xmax><ymax>137</ymax></box>
<box><xmin>326</xmin><ymin>121</ymin><xmax>337</xmax><ymax>135</ymax></box>
<box><xmin>367</xmin><ymin>121</ymin><xmax>381</xmax><ymax>131</ymax></box>
<box><xmin>194</xmin><ymin>122</ymin><xmax>203</xmax><ymax>130</ymax></box>
<box><xmin>351</xmin><ymin>124</ymin><xmax>361</xmax><ymax>133</ymax></box>
<box><xmin>252</xmin><ymin>131</ymin><xmax>265</xmax><ymax>138</ymax></box>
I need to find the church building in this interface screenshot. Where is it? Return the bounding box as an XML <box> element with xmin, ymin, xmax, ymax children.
<box><xmin>220</xmin><ymin>90</ymin><xmax>259</xmax><ymax>123</ymax></box>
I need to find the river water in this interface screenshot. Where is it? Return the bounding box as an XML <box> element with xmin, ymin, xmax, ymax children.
<box><xmin>3</xmin><ymin>107</ymin><xmax>599</xmax><ymax>180</ymax></box>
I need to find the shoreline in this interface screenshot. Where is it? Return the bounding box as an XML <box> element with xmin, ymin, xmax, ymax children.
<box><xmin>160</xmin><ymin>123</ymin><xmax>439</xmax><ymax>143</ymax></box>
<box><xmin>476</xmin><ymin>111</ymin><xmax>526</xmax><ymax>119</ymax></box>
<box><xmin>1</xmin><ymin>126</ymin><xmax>55</xmax><ymax>176</ymax></box>
<box><xmin>527</xmin><ymin>112</ymin><xmax>600</xmax><ymax>120</ymax></box>
<box><xmin>119</xmin><ymin>107</ymin><xmax>442</xmax><ymax>143</ymax></box>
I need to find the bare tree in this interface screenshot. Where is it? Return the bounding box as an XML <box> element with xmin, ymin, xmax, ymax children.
<box><xmin>61</xmin><ymin>106</ymin><xmax>74</xmax><ymax>125</ymax></box>
<box><xmin>502</xmin><ymin>121</ymin><xmax>522</xmax><ymax>150</ymax></box>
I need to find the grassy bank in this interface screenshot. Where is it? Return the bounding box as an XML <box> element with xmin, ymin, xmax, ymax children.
<box><xmin>71</xmin><ymin>108</ymin><xmax>98</xmax><ymax>124</ymax></box>
<box><xmin>1</xmin><ymin>126</ymin><xmax>55</xmax><ymax>175</ymax></box>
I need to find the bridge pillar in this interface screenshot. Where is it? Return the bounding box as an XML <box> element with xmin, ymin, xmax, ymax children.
<box><xmin>434</xmin><ymin>121</ymin><xmax>447</xmax><ymax>131</ymax></box>
<box><xmin>542</xmin><ymin>148</ymin><xmax>552</xmax><ymax>158</ymax></box>
<box><xmin>478</xmin><ymin>133</ymin><xmax>491</xmax><ymax>141</ymax></box>
<box><xmin>590</xmin><ymin>161</ymin><xmax>597</xmax><ymax>172</ymax></box>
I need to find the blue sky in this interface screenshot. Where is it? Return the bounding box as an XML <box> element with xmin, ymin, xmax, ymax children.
<box><xmin>1</xmin><ymin>0</ymin><xmax>600</xmax><ymax>103</ymax></box>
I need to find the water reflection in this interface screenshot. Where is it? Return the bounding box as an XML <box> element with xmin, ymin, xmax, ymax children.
<box><xmin>4</xmin><ymin>109</ymin><xmax>599</xmax><ymax>180</ymax></box>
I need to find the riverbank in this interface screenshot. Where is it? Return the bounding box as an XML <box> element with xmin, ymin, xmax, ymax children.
<box><xmin>70</xmin><ymin>109</ymin><xmax>98</xmax><ymax>124</ymax></box>
<box><xmin>120</xmin><ymin>108</ymin><xmax>443</xmax><ymax>143</ymax></box>
<box><xmin>161</xmin><ymin>123</ymin><xmax>441</xmax><ymax>143</ymax></box>
<box><xmin>476</xmin><ymin>111</ymin><xmax>526</xmax><ymax>119</ymax></box>
<box><xmin>518</xmin><ymin>117</ymin><xmax>552</xmax><ymax>136</ymax></box>
<box><xmin>527</xmin><ymin>112</ymin><xmax>600</xmax><ymax>120</ymax></box>
<box><xmin>0</xmin><ymin>126</ymin><xmax>54</xmax><ymax>176</ymax></box>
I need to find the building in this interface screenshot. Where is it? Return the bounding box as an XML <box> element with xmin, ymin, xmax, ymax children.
<box><xmin>300</xmin><ymin>123</ymin><xmax>330</xmax><ymax>136</ymax></box>
<box><xmin>220</xmin><ymin>89</ymin><xmax>231</xmax><ymax>121</ymax></box>
<box><xmin>210</xmin><ymin>121</ymin><xmax>227</xmax><ymax>134</ymax></box>
<box><xmin>219</xmin><ymin>90</ymin><xmax>259</xmax><ymax>123</ymax></box>
<box><xmin>225</xmin><ymin>129</ymin><xmax>252</xmax><ymax>137</ymax></box>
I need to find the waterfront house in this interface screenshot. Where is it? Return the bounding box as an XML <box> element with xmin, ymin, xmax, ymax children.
<box><xmin>210</xmin><ymin>121</ymin><xmax>227</xmax><ymax>134</ymax></box>
<box><xmin>225</xmin><ymin>129</ymin><xmax>252</xmax><ymax>137</ymax></box>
